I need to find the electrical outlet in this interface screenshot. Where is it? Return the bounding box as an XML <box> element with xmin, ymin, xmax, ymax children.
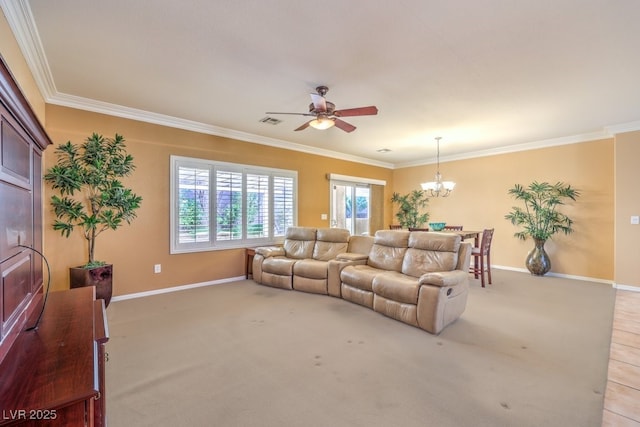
<box><xmin>631</xmin><ymin>216</ymin><xmax>640</xmax><ymax>225</ymax></box>
<box><xmin>154</xmin><ymin>264</ymin><xmax>161</xmax><ymax>273</ymax></box>
<box><xmin>321</xmin><ymin>213</ymin><xmax>328</xmax><ymax>220</ymax></box>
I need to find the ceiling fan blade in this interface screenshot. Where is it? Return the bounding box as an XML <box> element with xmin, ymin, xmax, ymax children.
<box><xmin>310</xmin><ymin>93</ymin><xmax>327</xmax><ymax>113</ymax></box>
<box><xmin>333</xmin><ymin>118</ymin><xmax>356</xmax><ymax>133</ymax></box>
<box><xmin>294</xmin><ymin>121</ymin><xmax>311</xmax><ymax>131</ymax></box>
<box><xmin>266</xmin><ymin>111</ymin><xmax>315</xmax><ymax>116</ymax></box>
<box><xmin>334</xmin><ymin>106</ymin><xmax>378</xmax><ymax>117</ymax></box>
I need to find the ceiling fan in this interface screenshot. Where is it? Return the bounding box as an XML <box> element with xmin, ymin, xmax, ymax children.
<box><xmin>266</xmin><ymin>86</ymin><xmax>378</xmax><ymax>133</ymax></box>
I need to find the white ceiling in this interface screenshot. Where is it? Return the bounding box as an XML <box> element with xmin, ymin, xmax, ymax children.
<box><xmin>3</xmin><ymin>0</ymin><xmax>640</xmax><ymax>168</ymax></box>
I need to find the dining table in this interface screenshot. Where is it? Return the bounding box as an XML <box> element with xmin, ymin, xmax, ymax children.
<box><xmin>435</xmin><ymin>229</ymin><xmax>481</xmax><ymax>246</ymax></box>
<box><xmin>454</xmin><ymin>230</ymin><xmax>481</xmax><ymax>246</ymax></box>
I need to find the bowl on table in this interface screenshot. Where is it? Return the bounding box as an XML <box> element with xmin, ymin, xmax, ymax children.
<box><xmin>429</xmin><ymin>222</ymin><xmax>446</xmax><ymax>231</ymax></box>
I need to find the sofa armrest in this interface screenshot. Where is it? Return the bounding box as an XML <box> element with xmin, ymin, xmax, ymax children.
<box><xmin>255</xmin><ymin>246</ymin><xmax>285</xmax><ymax>258</ymax></box>
<box><xmin>419</xmin><ymin>270</ymin><xmax>469</xmax><ymax>287</ymax></box>
<box><xmin>336</xmin><ymin>252</ymin><xmax>369</xmax><ymax>262</ymax></box>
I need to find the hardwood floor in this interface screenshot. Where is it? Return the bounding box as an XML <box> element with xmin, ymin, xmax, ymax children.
<box><xmin>603</xmin><ymin>290</ymin><xmax>640</xmax><ymax>426</ymax></box>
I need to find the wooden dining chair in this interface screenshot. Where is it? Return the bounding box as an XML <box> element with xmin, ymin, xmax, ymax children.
<box><xmin>470</xmin><ymin>228</ymin><xmax>494</xmax><ymax>287</ymax></box>
<box><xmin>408</xmin><ymin>227</ymin><xmax>429</xmax><ymax>231</ymax></box>
<box><xmin>389</xmin><ymin>224</ymin><xmax>402</xmax><ymax>230</ymax></box>
<box><xmin>443</xmin><ymin>225</ymin><xmax>463</xmax><ymax>231</ymax></box>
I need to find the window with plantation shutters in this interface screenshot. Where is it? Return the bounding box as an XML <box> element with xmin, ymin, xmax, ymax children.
<box><xmin>171</xmin><ymin>156</ymin><xmax>297</xmax><ymax>253</ymax></box>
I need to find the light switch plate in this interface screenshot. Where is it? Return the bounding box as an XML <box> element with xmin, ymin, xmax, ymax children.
<box><xmin>631</xmin><ymin>216</ymin><xmax>640</xmax><ymax>225</ymax></box>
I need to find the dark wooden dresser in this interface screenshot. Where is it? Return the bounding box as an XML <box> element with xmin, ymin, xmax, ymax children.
<box><xmin>0</xmin><ymin>287</ymin><xmax>108</xmax><ymax>426</ymax></box>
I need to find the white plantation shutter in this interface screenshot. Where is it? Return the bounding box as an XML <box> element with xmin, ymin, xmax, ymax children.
<box><xmin>273</xmin><ymin>175</ymin><xmax>294</xmax><ymax>236</ymax></box>
<box><xmin>177</xmin><ymin>165</ymin><xmax>211</xmax><ymax>244</ymax></box>
<box><xmin>215</xmin><ymin>169</ymin><xmax>243</xmax><ymax>241</ymax></box>
<box><xmin>246</xmin><ymin>173</ymin><xmax>269</xmax><ymax>239</ymax></box>
<box><xmin>171</xmin><ymin>156</ymin><xmax>297</xmax><ymax>252</ymax></box>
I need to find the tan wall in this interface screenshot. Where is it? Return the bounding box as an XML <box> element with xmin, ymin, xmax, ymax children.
<box><xmin>392</xmin><ymin>140</ymin><xmax>614</xmax><ymax>280</ymax></box>
<box><xmin>43</xmin><ymin>105</ymin><xmax>394</xmax><ymax>295</ymax></box>
<box><xmin>614</xmin><ymin>131</ymin><xmax>640</xmax><ymax>288</ymax></box>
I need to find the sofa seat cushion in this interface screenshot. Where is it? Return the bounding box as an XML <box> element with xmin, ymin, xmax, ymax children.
<box><xmin>293</xmin><ymin>259</ymin><xmax>329</xmax><ymax>280</ymax></box>
<box><xmin>262</xmin><ymin>256</ymin><xmax>298</xmax><ymax>276</ymax></box>
<box><xmin>372</xmin><ymin>271</ymin><xmax>420</xmax><ymax>305</ymax></box>
<box><xmin>340</xmin><ymin>264</ymin><xmax>384</xmax><ymax>292</ymax></box>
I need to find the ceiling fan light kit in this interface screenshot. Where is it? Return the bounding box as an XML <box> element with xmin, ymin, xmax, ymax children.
<box><xmin>266</xmin><ymin>86</ymin><xmax>378</xmax><ymax>133</ymax></box>
<box><xmin>309</xmin><ymin>115</ymin><xmax>335</xmax><ymax>130</ymax></box>
<box><xmin>421</xmin><ymin>137</ymin><xmax>456</xmax><ymax>197</ymax></box>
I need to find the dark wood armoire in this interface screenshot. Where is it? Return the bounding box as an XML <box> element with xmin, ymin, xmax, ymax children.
<box><xmin>0</xmin><ymin>54</ymin><xmax>108</xmax><ymax>426</ymax></box>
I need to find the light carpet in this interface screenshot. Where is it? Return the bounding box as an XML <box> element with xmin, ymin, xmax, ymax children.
<box><xmin>105</xmin><ymin>269</ymin><xmax>615</xmax><ymax>427</ymax></box>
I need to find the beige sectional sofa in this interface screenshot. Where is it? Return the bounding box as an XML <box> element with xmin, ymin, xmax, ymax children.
<box><xmin>252</xmin><ymin>227</ymin><xmax>351</xmax><ymax>293</ymax></box>
<box><xmin>252</xmin><ymin>227</ymin><xmax>471</xmax><ymax>334</ymax></box>
<box><xmin>337</xmin><ymin>230</ymin><xmax>471</xmax><ymax>334</ymax></box>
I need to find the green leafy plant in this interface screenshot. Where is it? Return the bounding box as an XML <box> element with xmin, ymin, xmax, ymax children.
<box><xmin>391</xmin><ymin>190</ymin><xmax>430</xmax><ymax>229</ymax></box>
<box><xmin>44</xmin><ymin>133</ymin><xmax>143</xmax><ymax>267</ymax></box>
<box><xmin>505</xmin><ymin>181</ymin><xmax>580</xmax><ymax>241</ymax></box>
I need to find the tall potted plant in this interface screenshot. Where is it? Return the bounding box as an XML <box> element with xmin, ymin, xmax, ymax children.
<box><xmin>504</xmin><ymin>181</ymin><xmax>579</xmax><ymax>275</ymax></box>
<box><xmin>391</xmin><ymin>190</ymin><xmax>430</xmax><ymax>229</ymax></box>
<box><xmin>44</xmin><ymin>133</ymin><xmax>143</xmax><ymax>305</ymax></box>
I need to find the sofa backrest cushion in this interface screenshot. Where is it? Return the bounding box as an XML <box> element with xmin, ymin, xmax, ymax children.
<box><xmin>367</xmin><ymin>230</ymin><xmax>410</xmax><ymax>272</ymax></box>
<box><xmin>402</xmin><ymin>232</ymin><xmax>461</xmax><ymax>277</ymax></box>
<box><xmin>347</xmin><ymin>235</ymin><xmax>375</xmax><ymax>255</ymax></box>
<box><xmin>313</xmin><ymin>228</ymin><xmax>350</xmax><ymax>261</ymax></box>
<box><xmin>284</xmin><ymin>227</ymin><xmax>317</xmax><ymax>259</ymax></box>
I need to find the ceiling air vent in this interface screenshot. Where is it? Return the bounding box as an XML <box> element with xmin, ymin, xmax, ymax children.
<box><xmin>259</xmin><ymin>117</ymin><xmax>282</xmax><ymax>125</ymax></box>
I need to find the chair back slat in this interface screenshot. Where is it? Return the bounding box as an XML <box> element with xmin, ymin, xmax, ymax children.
<box><xmin>480</xmin><ymin>228</ymin><xmax>494</xmax><ymax>254</ymax></box>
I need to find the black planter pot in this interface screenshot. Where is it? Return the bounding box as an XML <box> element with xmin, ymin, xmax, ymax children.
<box><xmin>69</xmin><ymin>264</ymin><xmax>113</xmax><ymax>307</ymax></box>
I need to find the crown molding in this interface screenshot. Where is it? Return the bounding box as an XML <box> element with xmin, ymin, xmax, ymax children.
<box><xmin>395</xmin><ymin>130</ymin><xmax>613</xmax><ymax>168</ymax></box>
<box><xmin>605</xmin><ymin>120</ymin><xmax>640</xmax><ymax>135</ymax></box>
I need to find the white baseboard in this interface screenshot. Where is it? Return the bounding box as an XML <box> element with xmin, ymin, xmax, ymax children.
<box><xmin>613</xmin><ymin>283</ymin><xmax>640</xmax><ymax>292</ymax></box>
<box><xmin>491</xmin><ymin>265</ymin><xmax>615</xmax><ymax>286</ymax></box>
<box><xmin>111</xmin><ymin>275</ymin><xmax>247</xmax><ymax>302</ymax></box>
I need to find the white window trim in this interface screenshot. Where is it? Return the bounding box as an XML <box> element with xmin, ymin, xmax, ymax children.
<box><xmin>170</xmin><ymin>155</ymin><xmax>297</xmax><ymax>253</ymax></box>
<box><xmin>326</xmin><ymin>173</ymin><xmax>386</xmax><ymax>186</ymax></box>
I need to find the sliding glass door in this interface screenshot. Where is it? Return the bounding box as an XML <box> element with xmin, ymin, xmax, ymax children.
<box><xmin>331</xmin><ymin>181</ymin><xmax>370</xmax><ymax>235</ymax></box>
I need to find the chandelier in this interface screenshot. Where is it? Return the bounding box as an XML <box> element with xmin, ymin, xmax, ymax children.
<box><xmin>421</xmin><ymin>137</ymin><xmax>455</xmax><ymax>197</ymax></box>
